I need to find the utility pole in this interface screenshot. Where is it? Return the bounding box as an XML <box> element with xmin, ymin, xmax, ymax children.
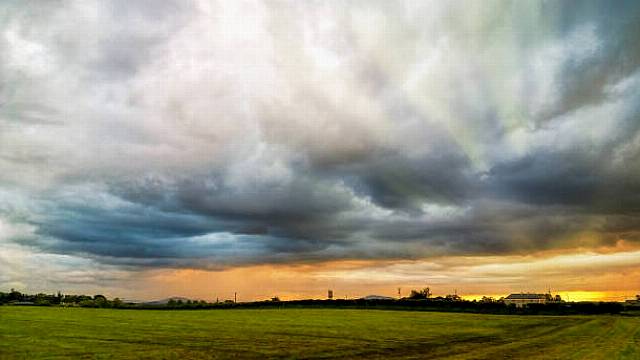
<box><xmin>234</xmin><ymin>292</ymin><xmax>237</xmax><ymax>303</ymax></box>
<box><xmin>398</xmin><ymin>287</ymin><xmax>401</xmax><ymax>299</ymax></box>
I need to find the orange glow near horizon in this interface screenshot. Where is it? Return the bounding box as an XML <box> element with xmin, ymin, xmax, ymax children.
<box><xmin>462</xmin><ymin>291</ymin><xmax>634</xmax><ymax>302</ymax></box>
<box><xmin>110</xmin><ymin>247</ymin><xmax>640</xmax><ymax>303</ymax></box>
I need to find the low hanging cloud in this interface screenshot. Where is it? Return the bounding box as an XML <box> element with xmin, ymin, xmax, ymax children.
<box><xmin>1</xmin><ymin>0</ymin><xmax>640</xmax><ymax>276</ymax></box>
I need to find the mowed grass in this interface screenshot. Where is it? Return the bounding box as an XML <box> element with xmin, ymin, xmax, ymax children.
<box><xmin>1</xmin><ymin>307</ymin><xmax>639</xmax><ymax>359</ymax></box>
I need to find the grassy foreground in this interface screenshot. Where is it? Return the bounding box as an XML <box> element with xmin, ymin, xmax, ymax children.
<box><xmin>1</xmin><ymin>307</ymin><xmax>639</xmax><ymax>359</ymax></box>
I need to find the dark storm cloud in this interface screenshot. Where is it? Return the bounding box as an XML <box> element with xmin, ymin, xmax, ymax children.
<box><xmin>532</xmin><ymin>1</ymin><xmax>640</xmax><ymax>122</ymax></box>
<box><xmin>1</xmin><ymin>0</ymin><xmax>640</xmax><ymax>272</ymax></box>
<box><xmin>487</xmin><ymin>89</ymin><xmax>640</xmax><ymax>213</ymax></box>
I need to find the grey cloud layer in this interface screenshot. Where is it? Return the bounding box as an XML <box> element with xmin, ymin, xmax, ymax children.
<box><xmin>1</xmin><ymin>0</ymin><xmax>639</xmax><ymax>269</ymax></box>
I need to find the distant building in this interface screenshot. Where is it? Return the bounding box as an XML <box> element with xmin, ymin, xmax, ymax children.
<box><xmin>361</xmin><ymin>295</ymin><xmax>395</xmax><ymax>301</ymax></box>
<box><xmin>504</xmin><ymin>293</ymin><xmax>550</xmax><ymax>307</ymax></box>
<box><xmin>445</xmin><ymin>294</ymin><xmax>462</xmax><ymax>302</ymax></box>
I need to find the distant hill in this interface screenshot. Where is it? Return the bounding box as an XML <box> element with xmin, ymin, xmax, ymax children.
<box><xmin>361</xmin><ymin>295</ymin><xmax>395</xmax><ymax>301</ymax></box>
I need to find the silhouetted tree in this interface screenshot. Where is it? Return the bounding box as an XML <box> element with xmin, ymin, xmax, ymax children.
<box><xmin>408</xmin><ymin>288</ymin><xmax>431</xmax><ymax>299</ymax></box>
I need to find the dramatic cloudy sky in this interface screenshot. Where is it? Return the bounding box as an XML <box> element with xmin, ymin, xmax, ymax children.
<box><xmin>1</xmin><ymin>0</ymin><xmax>639</xmax><ymax>301</ymax></box>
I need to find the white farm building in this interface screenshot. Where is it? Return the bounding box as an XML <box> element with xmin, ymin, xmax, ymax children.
<box><xmin>504</xmin><ymin>293</ymin><xmax>551</xmax><ymax>307</ymax></box>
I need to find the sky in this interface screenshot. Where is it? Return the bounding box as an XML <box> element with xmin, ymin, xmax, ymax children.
<box><xmin>1</xmin><ymin>0</ymin><xmax>639</xmax><ymax>302</ymax></box>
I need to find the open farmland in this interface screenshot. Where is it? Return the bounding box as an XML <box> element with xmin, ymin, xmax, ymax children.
<box><xmin>1</xmin><ymin>307</ymin><xmax>639</xmax><ymax>359</ymax></box>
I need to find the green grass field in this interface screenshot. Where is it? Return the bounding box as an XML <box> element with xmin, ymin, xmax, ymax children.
<box><xmin>1</xmin><ymin>307</ymin><xmax>639</xmax><ymax>359</ymax></box>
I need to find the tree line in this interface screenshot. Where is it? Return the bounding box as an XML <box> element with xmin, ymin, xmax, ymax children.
<box><xmin>0</xmin><ymin>288</ymin><xmax>626</xmax><ymax>315</ymax></box>
<box><xmin>0</xmin><ymin>289</ymin><xmax>124</xmax><ymax>308</ymax></box>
